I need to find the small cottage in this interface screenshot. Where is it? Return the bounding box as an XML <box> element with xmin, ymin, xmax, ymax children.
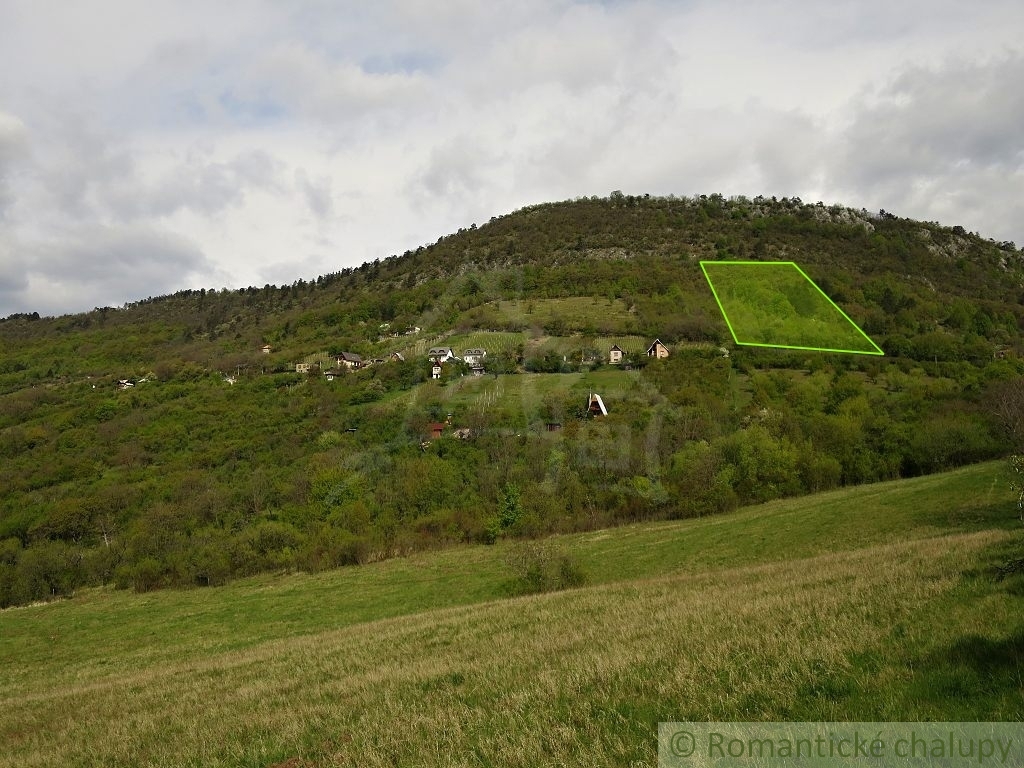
<box><xmin>337</xmin><ymin>352</ymin><xmax>363</xmax><ymax>370</ymax></box>
<box><xmin>609</xmin><ymin>344</ymin><xmax>623</xmax><ymax>364</ymax></box>
<box><xmin>587</xmin><ymin>393</ymin><xmax>608</xmax><ymax>416</ymax></box>
<box><xmin>427</xmin><ymin>347</ymin><xmax>458</xmax><ymax>363</ymax></box>
<box><xmin>431</xmin><ymin>362</ymin><xmax>443</xmax><ymax>380</ymax></box>
<box><xmin>646</xmin><ymin>339</ymin><xmax>669</xmax><ymax>359</ymax></box>
<box><xmin>463</xmin><ymin>348</ymin><xmax>487</xmax><ymax>366</ymax></box>
<box><xmin>261</xmin><ymin>344</ymin><xmax>272</xmax><ymax>354</ymax></box>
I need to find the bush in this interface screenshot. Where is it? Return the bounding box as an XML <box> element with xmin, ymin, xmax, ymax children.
<box><xmin>299</xmin><ymin>525</ymin><xmax>370</xmax><ymax>572</ymax></box>
<box><xmin>504</xmin><ymin>541</ymin><xmax>588</xmax><ymax>595</ymax></box>
<box><xmin>124</xmin><ymin>556</ymin><xmax>165</xmax><ymax>593</ymax></box>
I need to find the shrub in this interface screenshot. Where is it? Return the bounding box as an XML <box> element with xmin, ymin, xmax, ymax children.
<box><xmin>504</xmin><ymin>541</ymin><xmax>588</xmax><ymax>595</ymax></box>
<box><xmin>299</xmin><ymin>525</ymin><xmax>370</xmax><ymax>572</ymax></box>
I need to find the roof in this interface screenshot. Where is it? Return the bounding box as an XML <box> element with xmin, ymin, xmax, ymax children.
<box><xmin>587</xmin><ymin>393</ymin><xmax>608</xmax><ymax>416</ymax></box>
<box><xmin>428</xmin><ymin>347</ymin><xmax>453</xmax><ymax>355</ymax></box>
<box><xmin>464</xmin><ymin>348</ymin><xmax>486</xmax><ymax>355</ymax></box>
<box><xmin>338</xmin><ymin>351</ymin><xmax>363</xmax><ymax>363</ymax></box>
<box><xmin>646</xmin><ymin>339</ymin><xmax>666</xmax><ymax>352</ymax></box>
<box><xmin>609</xmin><ymin>344</ymin><xmax>623</xmax><ymax>352</ymax></box>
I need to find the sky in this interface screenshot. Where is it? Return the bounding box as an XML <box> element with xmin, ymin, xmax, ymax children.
<box><xmin>1</xmin><ymin>0</ymin><xmax>1022</xmax><ymax>318</ymax></box>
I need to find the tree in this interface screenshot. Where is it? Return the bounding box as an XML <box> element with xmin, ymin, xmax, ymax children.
<box><xmin>997</xmin><ymin>454</ymin><xmax>1024</xmax><ymax>580</ymax></box>
<box><xmin>498</xmin><ymin>483</ymin><xmax>522</xmax><ymax>530</ymax></box>
<box><xmin>1007</xmin><ymin>455</ymin><xmax>1024</xmax><ymax>521</ymax></box>
<box><xmin>986</xmin><ymin>377</ymin><xmax>1024</xmax><ymax>451</ymax></box>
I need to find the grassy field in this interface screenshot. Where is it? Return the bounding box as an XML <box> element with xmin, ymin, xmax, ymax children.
<box><xmin>1</xmin><ymin>462</ymin><xmax>1021</xmax><ymax>766</ymax></box>
<box><xmin>494</xmin><ymin>297</ymin><xmax>634</xmax><ymax>329</ymax></box>
<box><xmin>432</xmin><ymin>332</ymin><xmax>526</xmax><ymax>357</ymax></box>
<box><xmin>702</xmin><ymin>261</ymin><xmax>882</xmax><ymax>354</ymax></box>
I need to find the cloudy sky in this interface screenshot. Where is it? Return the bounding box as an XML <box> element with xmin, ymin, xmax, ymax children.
<box><xmin>1</xmin><ymin>0</ymin><xmax>1022</xmax><ymax>317</ymax></box>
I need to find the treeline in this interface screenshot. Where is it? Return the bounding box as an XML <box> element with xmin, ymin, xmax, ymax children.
<box><xmin>0</xmin><ymin>343</ymin><xmax>1017</xmax><ymax>607</ymax></box>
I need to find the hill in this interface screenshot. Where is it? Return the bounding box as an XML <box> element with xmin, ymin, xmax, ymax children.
<box><xmin>1</xmin><ymin>193</ymin><xmax>1024</xmax><ymax>605</ymax></box>
<box><xmin>0</xmin><ymin>463</ymin><xmax>1021</xmax><ymax>766</ymax></box>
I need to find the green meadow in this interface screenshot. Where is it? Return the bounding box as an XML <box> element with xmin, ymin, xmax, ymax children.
<box><xmin>701</xmin><ymin>261</ymin><xmax>883</xmax><ymax>354</ymax></box>
<box><xmin>491</xmin><ymin>297</ymin><xmax>634</xmax><ymax>330</ymax></box>
<box><xmin>1</xmin><ymin>461</ymin><xmax>1021</xmax><ymax>767</ymax></box>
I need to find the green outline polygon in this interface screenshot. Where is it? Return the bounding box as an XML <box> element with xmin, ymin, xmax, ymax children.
<box><xmin>700</xmin><ymin>260</ymin><xmax>884</xmax><ymax>356</ymax></box>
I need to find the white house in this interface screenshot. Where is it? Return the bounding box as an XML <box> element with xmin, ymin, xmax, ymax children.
<box><xmin>462</xmin><ymin>348</ymin><xmax>486</xmax><ymax>366</ymax></box>
<box><xmin>609</xmin><ymin>344</ymin><xmax>623</xmax><ymax>364</ymax></box>
<box><xmin>337</xmin><ymin>351</ymin><xmax>363</xmax><ymax>369</ymax></box>
<box><xmin>428</xmin><ymin>347</ymin><xmax>458</xmax><ymax>363</ymax></box>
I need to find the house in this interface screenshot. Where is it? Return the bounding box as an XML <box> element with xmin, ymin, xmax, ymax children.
<box><xmin>609</xmin><ymin>344</ymin><xmax>623</xmax><ymax>364</ymax></box>
<box><xmin>462</xmin><ymin>348</ymin><xmax>487</xmax><ymax>367</ymax></box>
<box><xmin>336</xmin><ymin>351</ymin><xmax>363</xmax><ymax>370</ymax></box>
<box><xmin>295</xmin><ymin>362</ymin><xmax>313</xmax><ymax>373</ymax></box>
<box><xmin>646</xmin><ymin>339</ymin><xmax>669</xmax><ymax>359</ymax></box>
<box><xmin>431</xmin><ymin>362</ymin><xmax>443</xmax><ymax>380</ymax></box>
<box><xmin>390</xmin><ymin>352</ymin><xmax>405</xmax><ymax>362</ymax></box>
<box><xmin>323</xmin><ymin>369</ymin><xmax>343</xmax><ymax>381</ymax></box>
<box><xmin>428</xmin><ymin>422</ymin><xmax>446</xmax><ymax>440</ymax></box>
<box><xmin>587</xmin><ymin>393</ymin><xmax>608</xmax><ymax>416</ymax></box>
<box><xmin>427</xmin><ymin>347</ymin><xmax>458</xmax><ymax>363</ymax></box>
<box><xmin>261</xmin><ymin>344</ymin><xmax>272</xmax><ymax>354</ymax></box>
<box><xmin>470</xmin><ymin>365</ymin><xmax>485</xmax><ymax>376</ymax></box>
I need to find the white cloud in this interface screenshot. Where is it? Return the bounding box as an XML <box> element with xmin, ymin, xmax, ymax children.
<box><xmin>831</xmin><ymin>52</ymin><xmax>1024</xmax><ymax>241</ymax></box>
<box><xmin>0</xmin><ymin>0</ymin><xmax>1022</xmax><ymax>316</ymax></box>
<box><xmin>9</xmin><ymin>224</ymin><xmax>219</xmax><ymax>316</ymax></box>
<box><xmin>0</xmin><ymin>111</ymin><xmax>30</xmax><ymax>219</ymax></box>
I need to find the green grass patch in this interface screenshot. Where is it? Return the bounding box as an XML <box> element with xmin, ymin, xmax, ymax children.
<box><xmin>494</xmin><ymin>297</ymin><xmax>634</xmax><ymax>330</ymax></box>
<box><xmin>0</xmin><ymin>462</ymin><xmax>1020</xmax><ymax>766</ymax></box>
<box><xmin>702</xmin><ymin>261</ymin><xmax>883</xmax><ymax>354</ymax></box>
<box><xmin>440</xmin><ymin>331</ymin><xmax>525</xmax><ymax>355</ymax></box>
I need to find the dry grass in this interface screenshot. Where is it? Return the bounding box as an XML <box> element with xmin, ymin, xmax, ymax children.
<box><xmin>0</xmin><ymin>529</ymin><xmax>1019</xmax><ymax>767</ymax></box>
<box><xmin>2</xmin><ymin>462</ymin><xmax>1020</xmax><ymax>766</ymax></box>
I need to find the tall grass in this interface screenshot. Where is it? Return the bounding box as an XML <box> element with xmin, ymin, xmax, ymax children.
<box><xmin>0</xmin><ymin>462</ymin><xmax>1020</xmax><ymax>766</ymax></box>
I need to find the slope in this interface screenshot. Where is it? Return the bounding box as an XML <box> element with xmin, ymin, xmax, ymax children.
<box><xmin>1</xmin><ymin>194</ymin><xmax>1023</xmax><ymax>606</ymax></box>
<box><xmin>0</xmin><ymin>462</ymin><xmax>1021</xmax><ymax>766</ymax></box>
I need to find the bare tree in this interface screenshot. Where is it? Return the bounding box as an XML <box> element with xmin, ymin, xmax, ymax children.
<box><xmin>987</xmin><ymin>377</ymin><xmax>1024</xmax><ymax>450</ymax></box>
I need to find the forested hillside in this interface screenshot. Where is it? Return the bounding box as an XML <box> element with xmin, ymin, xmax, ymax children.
<box><xmin>2</xmin><ymin>193</ymin><xmax>1023</xmax><ymax>606</ymax></box>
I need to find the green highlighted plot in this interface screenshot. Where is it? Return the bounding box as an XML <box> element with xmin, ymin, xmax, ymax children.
<box><xmin>701</xmin><ymin>261</ymin><xmax>883</xmax><ymax>355</ymax></box>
